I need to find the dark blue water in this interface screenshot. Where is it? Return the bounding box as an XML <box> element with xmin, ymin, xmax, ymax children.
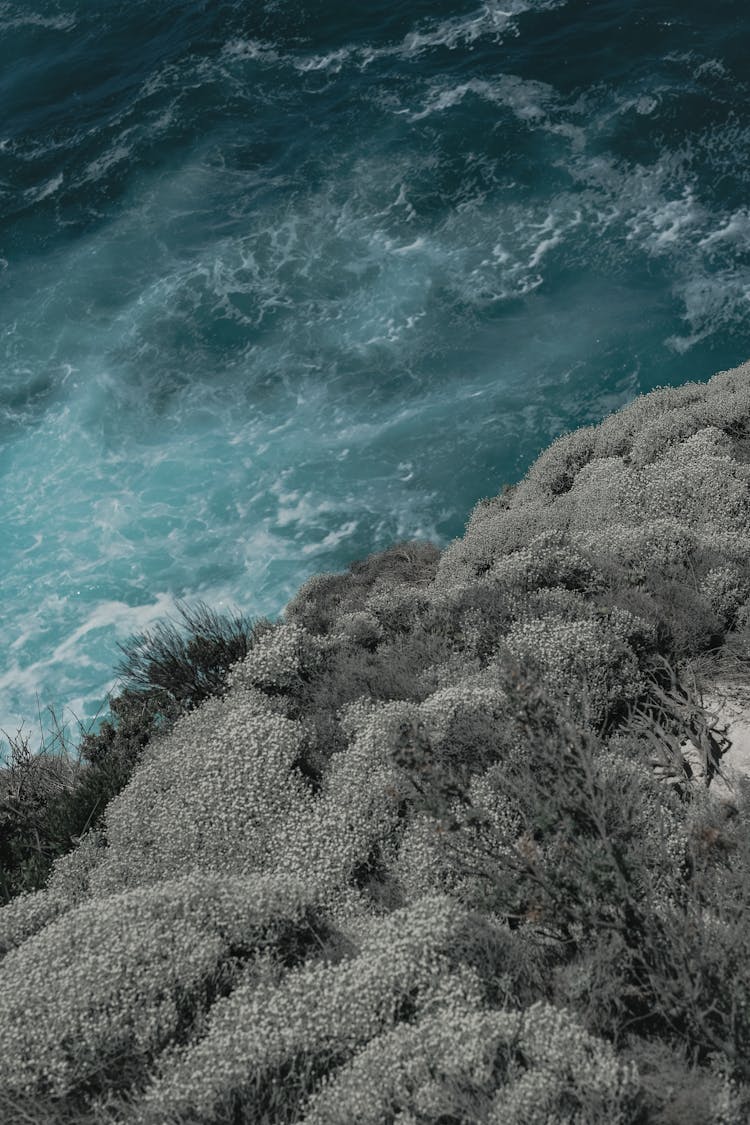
<box><xmin>3</xmin><ymin>0</ymin><xmax>750</xmax><ymax>761</ymax></box>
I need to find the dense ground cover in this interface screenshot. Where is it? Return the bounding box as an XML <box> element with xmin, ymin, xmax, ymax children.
<box><xmin>3</xmin><ymin>362</ymin><xmax>750</xmax><ymax>1123</ymax></box>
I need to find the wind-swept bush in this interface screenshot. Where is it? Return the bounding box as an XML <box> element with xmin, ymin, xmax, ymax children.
<box><xmin>112</xmin><ymin>598</ymin><xmax>278</xmax><ymax>711</ymax></box>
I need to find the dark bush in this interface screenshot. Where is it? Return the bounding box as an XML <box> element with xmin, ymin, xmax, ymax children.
<box><xmin>112</xmin><ymin>598</ymin><xmax>278</xmax><ymax>711</ymax></box>
<box><xmin>282</xmin><ymin>539</ymin><xmax>441</xmax><ymax>635</ymax></box>
<box><xmin>385</xmin><ymin>645</ymin><xmax>750</xmax><ymax>1088</ymax></box>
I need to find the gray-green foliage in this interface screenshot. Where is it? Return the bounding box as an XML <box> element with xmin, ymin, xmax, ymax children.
<box><xmin>4</xmin><ymin>362</ymin><xmax>750</xmax><ymax>1123</ymax></box>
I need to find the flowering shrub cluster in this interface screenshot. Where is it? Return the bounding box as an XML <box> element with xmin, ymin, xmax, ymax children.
<box><xmin>0</xmin><ymin>869</ymin><xmax>313</xmax><ymax>1102</ymax></box>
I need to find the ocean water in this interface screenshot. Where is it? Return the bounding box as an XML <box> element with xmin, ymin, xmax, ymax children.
<box><xmin>3</xmin><ymin>0</ymin><xmax>750</xmax><ymax>762</ymax></box>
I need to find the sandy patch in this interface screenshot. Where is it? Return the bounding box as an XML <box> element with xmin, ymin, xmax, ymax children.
<box><xmin>687</xmin><ymin>678</ymin><xmax>750</xmax><ymax>808</ymax></box>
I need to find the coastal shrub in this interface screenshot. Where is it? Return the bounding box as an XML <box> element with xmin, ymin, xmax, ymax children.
<box><xmin>442</xmin><ymin>683</ymin><xmax>682</xmax><ymax>926</ymax></box>
<box><xmin>636</xmin><ymin>567</ymin><xmax>724</xmax><ymax>666</ymax></box>
<box><xmin>0</xmin><ymin>600</ymin><xmax>280</xmax><ymax>906</ymax></box>
<box><xmin>0</xmin><ymin>825</ymin><xmax>111</xmax><ymax>956</ymax></box>
<box><xmin>223</xmin><ymin>621</ymin><xmax>329</xmax><ymax>698</ymax></box>
<box><xmin>84</xmin><ymin>688</ymin><xmax>314</xmax><ymax>898</ymax></box>
<box><xmin>0</xmin><ymin>870</ymin><xmax>314</xmax><ymax>1108</ymax></box>
<box><xmin>508</xmin><ymin>423</ymin><xmax>599</xmax><ymax>503</ymax></box>
<box><xmin>311</xmin><ymin>625</ymin><xmax>460</xmax><ymax>713</ymax></box>
<box><xmin>543</xmin><ymin>432</ymin><xmax>750</xmax><ymax>544</ymax></box>
<box><xmin>388</xmin><ymin>646</ymin><xmax>750</xmax><ymax>1091</ymax></box>
<box><xmin>334</xmin><ymin>609</ymin><xmax>385</xmax><ymax>650</ymax></box>
<box><xmin>485</xmin><ymin>529</ymin><xmax>608</xmax><ymax>598</ymax></box>
<box><xmin>463</xmin><ymin>481</ymin><xmax>521</xmax><ymax>530</ymax></box>
<box><xmin>434</xmin><ymin>501</ymin><xmax>558</xmax><ymax>587</ymax></box>
<box><xmin>129</xmin><ymin>893</ymin><xmax>485</xmax><ymax>1124</ymax></box>
<box><xmin>700</xmin><ymin>565</ymin><xmax>750</xmax><ymax>631</ymax></box>
<box><xmin>282</xmin><ymin>540</ymin><xmax>441</xmax><ymax>636</ymax></box>
<box><xmin>0</xmin><ymin>600</ymin><xmax>273</xmax><ymax>907</ymax></box>
<box><xmin>572</xmin><ymin>518</ymin><xmax>702</xmax><ymax>585</ymax></box>
<box><xmin>0</xmin><ymin>692</ymin><xmax>188</xmax><ymax>908</ymax></box>
<box><xmin>590</xmin><ymin>381</ymin><xmax>709</xmax><ymax>461</ymax></box>
<box><xmin>629</xmin><ymin>413</ymin><xmax>732</xmax><ymax>468</ymax></box>
<box><xmin>38</xmin><ymin>688</ymin><xmax>184</xmax><ymax>850</ymax></box>
<box><xmin>0</xmin><ymin>730</ymin><xmax>82</xmax><ymax>904</ymax></box>
<box><xmin>627</xmin><ymin>435</ymin><xmax>750</xmax><ymax>533</ymax></box>
<box><xmin>363</xmin><ymin>585</ymin><xmax>434</xmax><ymax>639</ymax></box>
<box><xmin>264</xmin><ymin>696</ymin><xmax>447</xmax><ymax>927</ymax></box>
<box><xmin>498</xmin><ymin>605</ymin><xmax>652</xmax><ymax>726</ymax></box>
<box><xmin>550</xmin><ymin>784</ymin><xmax>750</xmax><ymax>1080</ymax></box>
<box><xmin>296</xmin><ymin>994</ymin><xmax>639</xmax><ymax>1125</ymax></box>
<box><xmin>416</xmin><ymin>680</ymin><xmax>518</xmax><ymax>785</ymax></box>
<box><xmin>409</xmin><ymin>579</ymin><xmax>518</xmax><ymax>662</ymax></box>
<box><xmin>621</xmin><ymin>1036</ymin><xmax>747</xmax><ymax>1125</ymax></box>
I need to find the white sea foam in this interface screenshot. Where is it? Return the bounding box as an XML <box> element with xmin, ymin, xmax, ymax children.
<box><xmin>81</xmin><ymin>144</ymin><xmax>132</xmax><ymax>184</ymax></box>
<box><xmin>221</xmin><ymin>38</ymin><xmax>281</xmax><ymax>63</ymax></box>
<box><xmin>294</xmin><ymin>48</ymin><xmax>351</xmax><ymax>74</ymax></box>
<box><xmin>392</xmin><ymin>0</ymin><xmax>567</xmax><ymax>59</ymax></box>
<box><xmin>23</xmin><ymin>173</ymin><xmax>63</xmax><ymax>202</ymax></box>
<box><xmin>222</xmin><ymin>0</ymin><xmax>568</xmax><ymax>76</ymax></box>
<box><xmin>0</xmin><ymin>5</ymin><xmax>75</xmax><ymax>32</ymax></box>
<box><xmin>698</xmin><ymin>209</ymin><xmax>750</xmax><ymax>252</ymax></box>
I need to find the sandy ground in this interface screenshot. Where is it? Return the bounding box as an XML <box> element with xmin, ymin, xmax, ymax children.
<box><xmin>690</xmin><ymin>679</ymin><xmax>750</xmax><ymax>808</ymax></box>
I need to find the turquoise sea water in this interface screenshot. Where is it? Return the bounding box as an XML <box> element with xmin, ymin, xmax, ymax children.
<box><xmin>3</xmin><ymin>0</ymin><xmax>750</xmax><ymax>761</ymax></box>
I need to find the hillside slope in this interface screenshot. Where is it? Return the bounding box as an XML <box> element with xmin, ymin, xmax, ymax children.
<box><xmin>3</xmin><ymin>360</ymin><xmax>750</xmax><ymax>1124</ymax></box>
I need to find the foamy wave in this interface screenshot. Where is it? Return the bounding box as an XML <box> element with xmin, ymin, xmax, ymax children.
<box><xmin>293</xmin><ymin>48</ymin><xmax>352</xmax><ymax>74</ymax></box>
<box><xmin>401</xmin><ymin>74</ymin><xmax>553</xmax><ymax>122</ymax></box>
<box><xmin>222</xmin><ymin>0</ymin><xmax>569</xmax><ymax>76</ymax></box>
<box><xmin>23</xmin><ymin>174</ymin><xmax>63</xmax><ymax>202</ymax></box>
<box><xmin>222</xmin><ymin>38</ymin><xmax>281</xmax><ymax>63</ymax></box>
<box><xmin>0</xmin><ymin>5</ymin><xmax>75</xmax><ymax>32</ymax></box>
<box><xmin>81</xmin><ymin>144</ymin><xmax>132</xmax><ymax>184</ymax></box>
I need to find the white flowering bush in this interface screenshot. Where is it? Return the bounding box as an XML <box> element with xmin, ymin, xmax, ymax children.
<box><xmin>0</xmin><ymin>884</ymin><xmax>65</xmax><ymax>956</ymax></box>
<box><xmin>588</xmin><ymin>380</ymin><xmax>711</xmax><ymax>462</ymax></box>
<box><xmin>629</xmin><ymin>410</ymin><xmax>732</xmax><ymax>468</ymax></box>
<box><xmin>362</xmin><ymin>585</ymin><xmax>432</xmax><ymax>638</ymax></box>
<box><xmin>701</xmin><ymin>565</ymin><xmax>750</xmax><ymax>629</ymax></box>
<box><xmin>84</xmin><ymin>686</ymin><xmax>315</xmax><ymax>898</ymax></box>
<box><xmin>130</xmin><ymin>893</ymin><xmax>482</xmax><ymax>1123</ymax></box>
<box><xmin>513</xmin><ymin>425</ymin><xmax>599</xmax><ymax>500</ymax></box>
<box><xmin>487</xmin><ymin>1001</ymin><xmax>640</xmax><ymax>1124</ymax></box>
<box><xmin>434</xmin><ymin>501</ymin><xmax>559</xmax><ymax>588</ymax></box>
<box><xmin>222</xmin><ymin>621</ymin><xmax>327</xmax><ymax>694</ymax></box>
<box><xmin>293</xmin><ymin>993</ymin><xmax>639</xmax><ymax>1125</ymax></box>
<box><xmin>500</xmin><ymin>608</ymin><xmax>649</xmax><ymax>724</ymax></box>
<box><xmin>262</xmin><ymin>698</ymin><xmax>444</xmax><ymax>928</ymax></box>
<box><xmin>388</xmin><ymin>807</ymin><xmax>487</xmax><ymax>906</ymax></box>
<box><xmin>0</xmin><ymin>869</ymin><xmax>312</xmax><ymax>1102</ymax></box>
<box><xmin>565</xmin><ymin>434</ymin><xmax>750</xmax><ymax>537</ymax></box>
<box><xmin>334</xmin><ymin>609</ymin><xmax>385</xmax><ymax>648</ymax></box>
<box><xmin>486</xmin><ymin>530</ymin><xmax>607</xmax><ymax>598</ymax></box>
<box><xmin>295</xmin><ymin>963</ymin><xmax>493</xmax><ymax>1125</ymax></box>
<box><xmin>416</xmin><ymin>680</ymin><xmax>509</xmax><ymax>749</ymax></box>
<box><xmin>571</xmin><ymin>517</ymin><xmax>700</xmax><ymax>583</ymax></box>
<box><xmin>0</xmin><ymin>826</ymin><xmax>107</xmax><ymax>953</ymax></box>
